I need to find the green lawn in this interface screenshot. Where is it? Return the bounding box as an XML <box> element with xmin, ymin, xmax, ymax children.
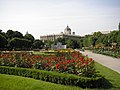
<box><xmin>95</xmin><ymin>62</ymin><xmax>120</xmax><ymax>89</ymax></box>
<box><xmin>0</xmin><ymin>62</ymin><xmax>120</xmax><ymax>90</ymax></box>
<box><xmin>0</xmin><ymin>74</ymin><xmax>83</xmax><ymax>90</ymax></box>
<box><xmin>32</xmin><ymin>51</ymin><xmax>55</xmax><ymax>55</ymax></box>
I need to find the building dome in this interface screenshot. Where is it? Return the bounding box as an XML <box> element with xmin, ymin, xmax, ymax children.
<box><xmin>64</xmin><ymin>25</ymin><xmax>71</xmax><ymax>35</ymax></box>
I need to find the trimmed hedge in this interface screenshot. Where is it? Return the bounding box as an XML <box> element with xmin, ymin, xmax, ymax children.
<box><xmin>0</xmin><ymin>66</ymin><xmax>104</xmax><ymax>88</ymax></box>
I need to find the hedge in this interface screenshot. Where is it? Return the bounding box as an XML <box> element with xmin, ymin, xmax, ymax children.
<box><xmin>0</xmin><ymin>66</ymin><xmax>104</xmax><ymax>88</ymax></box>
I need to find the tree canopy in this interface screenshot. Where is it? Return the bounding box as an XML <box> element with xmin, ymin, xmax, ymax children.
<box><xmin>0</xmin><ymin>23</ymin><xmax>120</xmax><ymax>50</ymax></box>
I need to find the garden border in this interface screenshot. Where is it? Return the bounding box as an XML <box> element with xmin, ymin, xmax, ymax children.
<box><xmin>0</xmin><ymin>66</ymin><xmax>104</xmax><ymax>88</ymax></box>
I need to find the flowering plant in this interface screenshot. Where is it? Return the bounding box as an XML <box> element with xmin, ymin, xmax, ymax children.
<box><xmin>0</xmin><ymin>50</ymin><xmax>95</xmax><ymax>77</ymax></box>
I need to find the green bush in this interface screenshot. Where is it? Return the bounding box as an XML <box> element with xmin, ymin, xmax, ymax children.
<box><xmin>0</xmin><ymin>66</ymin><xmax>104</xmax><ymax>88</ymax></box>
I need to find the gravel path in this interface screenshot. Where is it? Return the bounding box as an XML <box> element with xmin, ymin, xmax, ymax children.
<box><xmin>79</xmin><ymin>50</ymin><xmax>120</xmax><ymax>74</ymax></box>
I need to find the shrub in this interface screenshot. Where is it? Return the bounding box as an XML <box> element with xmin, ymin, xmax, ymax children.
<box><xmin>0</xmin><ymin>66</ymin><xmax>104</xmax><ymax>88</ymax></box>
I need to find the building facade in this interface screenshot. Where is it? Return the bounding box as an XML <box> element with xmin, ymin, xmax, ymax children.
<box><xmin>40</xmin><ymin>25</ymin><xmax>81</xmax><ymax>41</ymax></box>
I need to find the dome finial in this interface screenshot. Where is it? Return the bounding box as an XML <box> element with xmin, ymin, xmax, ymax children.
<box><xmin>67</xmin><ymin>24</ymin><xmax>69</xmax><ymax>28</ymax></box>
<box><xmin>26</xmin><ymin>31</ymin><xmax>29</xmax><ymax>35</ymax></box>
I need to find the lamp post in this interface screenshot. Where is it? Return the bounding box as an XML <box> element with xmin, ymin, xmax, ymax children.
<box><xmin>108</xmin><ymin>40</ymin><xmax>110</xmax><ymax>47</ymax></box>
<box><xmin>108</xmin><ymin>40</ymin><xmax>110</xmax><ymax>51</ymax></box>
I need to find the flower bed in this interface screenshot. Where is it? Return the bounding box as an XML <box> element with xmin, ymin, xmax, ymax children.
<box><xmin>0</xmin><ymin>50</ymin><xmax>105</xmax><ymax>88</ymax></box>
<box><xmin>0</xmin><ymin>50</ymin><xmax>95</xmax><ymax>77</ymax></box>
<box><xmin>92</xmin><ymin>49</ymin><xmax>120</xmax><ymax>58</ymax></box>
<box><xmin>84</xmin><ymin>47</ymin><xmax>120</xmax><ymax>58</ymax></box>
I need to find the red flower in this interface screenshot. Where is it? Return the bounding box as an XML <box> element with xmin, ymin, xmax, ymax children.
<box><xmin>85</xmin><ymin>61</ymin><xmax>88</xmax><ymax>65</ymax></box>
<box><xmin>90</xmin><ymin>58</ymin><xmax>93</xmax><ymax>61</ymax></box>
<box><xmin>64</xmin><ymin>66</ymin><xmax>67</xmax><ymax>71</ymax></box>
<box><xmin>56</xmin><ymin>63</ymin><xmax>60</xmax><ymax>69</ymax></box>
<box><xmin>71</xmin><ymin>60</ymin><xmax>75</xmax><ymax>63</ymax></box>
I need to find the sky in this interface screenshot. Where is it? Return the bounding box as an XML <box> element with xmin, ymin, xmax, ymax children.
<box><xmin>0</xmin><ymin>0</ymin><xmax>120</xmax><ymax>39</ymax></box>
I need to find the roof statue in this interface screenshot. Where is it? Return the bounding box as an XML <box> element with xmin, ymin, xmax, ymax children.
<box><xmin>64</xmin><ymin>25</ymin><xmax>71</xmax><ymax>35</ymax></box>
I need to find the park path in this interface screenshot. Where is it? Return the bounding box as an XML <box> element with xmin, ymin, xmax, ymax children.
<box><xmin>79</xmin><ymin>50</ymin><xmax>120</xmax><ymax>74</ymax></box>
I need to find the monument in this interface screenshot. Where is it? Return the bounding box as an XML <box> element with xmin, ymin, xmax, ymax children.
<box><xmin>51</xmin><ymin>42</ymin><xmax>66</xmax><ymax>50</ymax></box>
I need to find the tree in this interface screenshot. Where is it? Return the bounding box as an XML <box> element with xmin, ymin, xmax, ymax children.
<box><xmin>90</xmin><ymin>36</ymin><xmax>98</xmax><ymax>47</ymax></box>
<box><xmin>24</xmin><ymin>33</ymin><xmax>35</xmax><ymax>43</ymax></box>
<box><xmin>44</xmin><ymin>40</ymin><xmax>53</xmax><ymax>48</ymax></box>
<box><xmin>117</xmin><ymin>31</ymin><xmax>120</xmax><ymax>46</ymax></box>
<box><xmin>0</xmin><ymin>29</ymin><xmax>7</xmax><ymax>38</ymax></box>
<box><xmin>108</xmin><ymin>31</ymin><xmax>118</xmax><ymax>43</ymax></box>
<box><xmin>96</xmin><ymin>34</ymin><xmax>105</xmax><ymax>44</ymax></box>
<box><xmin>102</xmin><ymin>35</ymin><xmax>109</xmax><ymax>46</ymax></box>
<box><xmin>83</xmin><ymin>35</ymin><xmax>91</xmax><ymax>47</ymax></box>
<box><xmin>9</xmin><ymin>38</ymin><xmax>31</xmax><ymax>49</ymax></box>
<box><xmin>92</xmin><ymin>32</ymin><xmax>102</xmax><ymax>47</ymax></box>
<box><xmin>32</xmin><ymin>40</ymin><xmax>44</xmax><ymax>49</ymax></box>
<box><xmin>78</xmin><ymin>38</ymin><xmax>84</xmax><ymax>48</ymax></box>
<box><xmin>13</xmin><ymin>31</ymin><xmax>23</xmax><ymax>38</ymax></box>
<box><xmin>6</xmin><ymin>30</ymin><xmax>23</xmax><ymax>39</ymax></box>
<box><xmin>66</xmin><ymin>39</ymin><xmax>74</xmax><ymax>48</ymax></box>
<box><xmin>54</xmin><ymin>38</ymin><xmax>66</xmax><ymax>45</ymax></box>
<box><xmin>93</xmin><ymin>31</ymin><xmax>102</xmax><ymax>37</ymax></box>
<box><xmin>0</xmin><ymin>34</ymin><xmax>7</xmax><ymax>48</ymax></box>
<box><xmin>73</xmin><ymin>39</ymin><xmax>80</xmax><ymax>49</ymax></box>
<box><xmin>6</xmin><ymin>30</ymin><xmax>14</xmax><ymax>39</ymax></box>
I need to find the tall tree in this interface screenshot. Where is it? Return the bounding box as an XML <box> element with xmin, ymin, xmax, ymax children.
<box><xmin>0</xmin><ymin>34</ymin><xmax>7</xmax><ymax>48</ymax></box>
<box><xmin>6</xmin><ymin>30</ymin><xmax>14</xmax><ymax>39</ymax></box>
<box><xmin>54</xmin><ymin>38</ymin><xmax>66</xmax><ymax>45</ymax></box>
<box><xmin>24</xmin><ymin>33</ymin><xmax>35</xmax><ymax>43</ymax></box>
<box><xmin>44</xmin><ymin>40</ymin><xmax>53</xmax><ymax>48</ymax></box>
<box><xmin>6</xmin><ymin>30</ymin><xmax>23</xmax><ymax>39</ymax></box>
<box><xmin>32</xmin><ymin>39</ymin><xmax>44</xmax><ymax>49</ymax></box>
<box><xmin>108</xmin><ymin>31</ymin><xmax>118</xmax><ymax>43</ymax></box>
<box><xmin>9</xmin><ymin>38</ymin><xmax>31</xmax><ymax>49</ymax></box>
<box><xmin>13</xmin><ymin>31</ymin><xmax>23</xmax><ymax>38</ymax></box>
<box><xmin>66</xmin><ymin>39</ymin><xmax>74</xmax><ymax>48</ymax></box>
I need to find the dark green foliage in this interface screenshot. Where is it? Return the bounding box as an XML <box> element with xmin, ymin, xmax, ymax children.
<box><xmin>92</xmin><ymin>48</ymin><xmax>120</xmax><ymax>58</ymax></box>
<box><xmin>82</xmin><ymin>30</ymin><xmax>120</xmax><ymax>48</ymax></box>
<box><xmin>6</xmin><ymin>30</ymin><xmax>23</xmax><ymax>39</ymax></box>
<box><xmin>0</xmin><ymin>34</ymin><xmax>7</xmax><ymax>48</ymax></box>
<box><xmin>44</xmin><ymin>40</ymin><xmax>53</xmax><ymax>49</ymax></box>
<box><xmin>54</xmin><ymin>38</ymin><xmax>66</xmax><ymax>45</ymax></box>
<box><xmin>1</xmin><ymin>22</ymin><xmax>120</xmax><ymax>50</ymax></box>
<box><xmin>24</xmin><ymin>33</ymin><xmax>35</xmax><ymax>43</ymax></box>
<box><xmin>0</xmin><ymin>66</ymin><xmax>104</xmax><ymax>88</ymax></box>
<box><xmin>9</xmin><ymin>38</ymin><xmax>31</xmax><ymax>48</ymax></box>
<box><xmin>33</xmin><ymin>39</ymin><xmax>44</xmax><ymax>49</ymax></box>
<box><xmin>117</xmin><ymin>31</ymin><xmax>120</xmax><ymax>45</ymax></box>
<box><xmin>66</xmin><ymin>39</ymin><xmax>74</xmax><ymax>48</ymax></box>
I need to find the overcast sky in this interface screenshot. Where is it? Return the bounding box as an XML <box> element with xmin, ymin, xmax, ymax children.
<box><xmin>0</xmin><ymin>0</ymin><xmax>120</xmax><ymax>39</ymax></box>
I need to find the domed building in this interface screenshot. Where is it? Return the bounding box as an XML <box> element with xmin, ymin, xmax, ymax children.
<box><xmin>64</xmin><ymin>25</ymin><xmax>71</xmax><ymax>35</ymax></box>
<box><xmin>40</xmin><ymin>25</ymin><xmax>81</xmax><ymax>41</ymax></box>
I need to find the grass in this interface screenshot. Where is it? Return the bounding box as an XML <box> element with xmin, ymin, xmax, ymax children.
<box><xmin>95</xmin><ymin>62</ymin><xmax>120</xmax><ymax>89</ymax></box>
<box><xmin>32</xmin><ymin>51</ymin><xmax>46</xmax><ymax>55</ymax></box>
<box><xmin>32</xmin><ymin>51</ymin><xmax>55</xmax><ymax>55</ymax></box>
<box><xmin>0</xmin><ymin>74</ymin><xmax>83</xmax><ymax>90</ymax></box>
<box><xmin>0</xmin><ymin>62</ymin><xmax>120</xmax><ymax>90</ymax></box>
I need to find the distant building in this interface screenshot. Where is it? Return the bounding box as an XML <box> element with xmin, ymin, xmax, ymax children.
<box><xmin>100</xmin><ymin>31</ymin><xmax>111</xmax><ymax>34</ymax></box>
<box><xmin>40</xmin><ymin>25</ymin><xmax>81</xmax><ymax>41</ymax></box>
<box><xmin>91</xmin><ymin>30</ymin><xmax>111</xmax><ymax>35</ymax></box>
<box><xmin>51</xmin><ymin>42</ymin><xmax>66</xmax><ymax>50</ymax></box>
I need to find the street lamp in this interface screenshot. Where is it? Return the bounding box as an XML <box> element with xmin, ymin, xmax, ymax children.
<box><xmin>108</xmin><ymin>40</ymin><xmax>110</xmax><ymax>47</ymax></box>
